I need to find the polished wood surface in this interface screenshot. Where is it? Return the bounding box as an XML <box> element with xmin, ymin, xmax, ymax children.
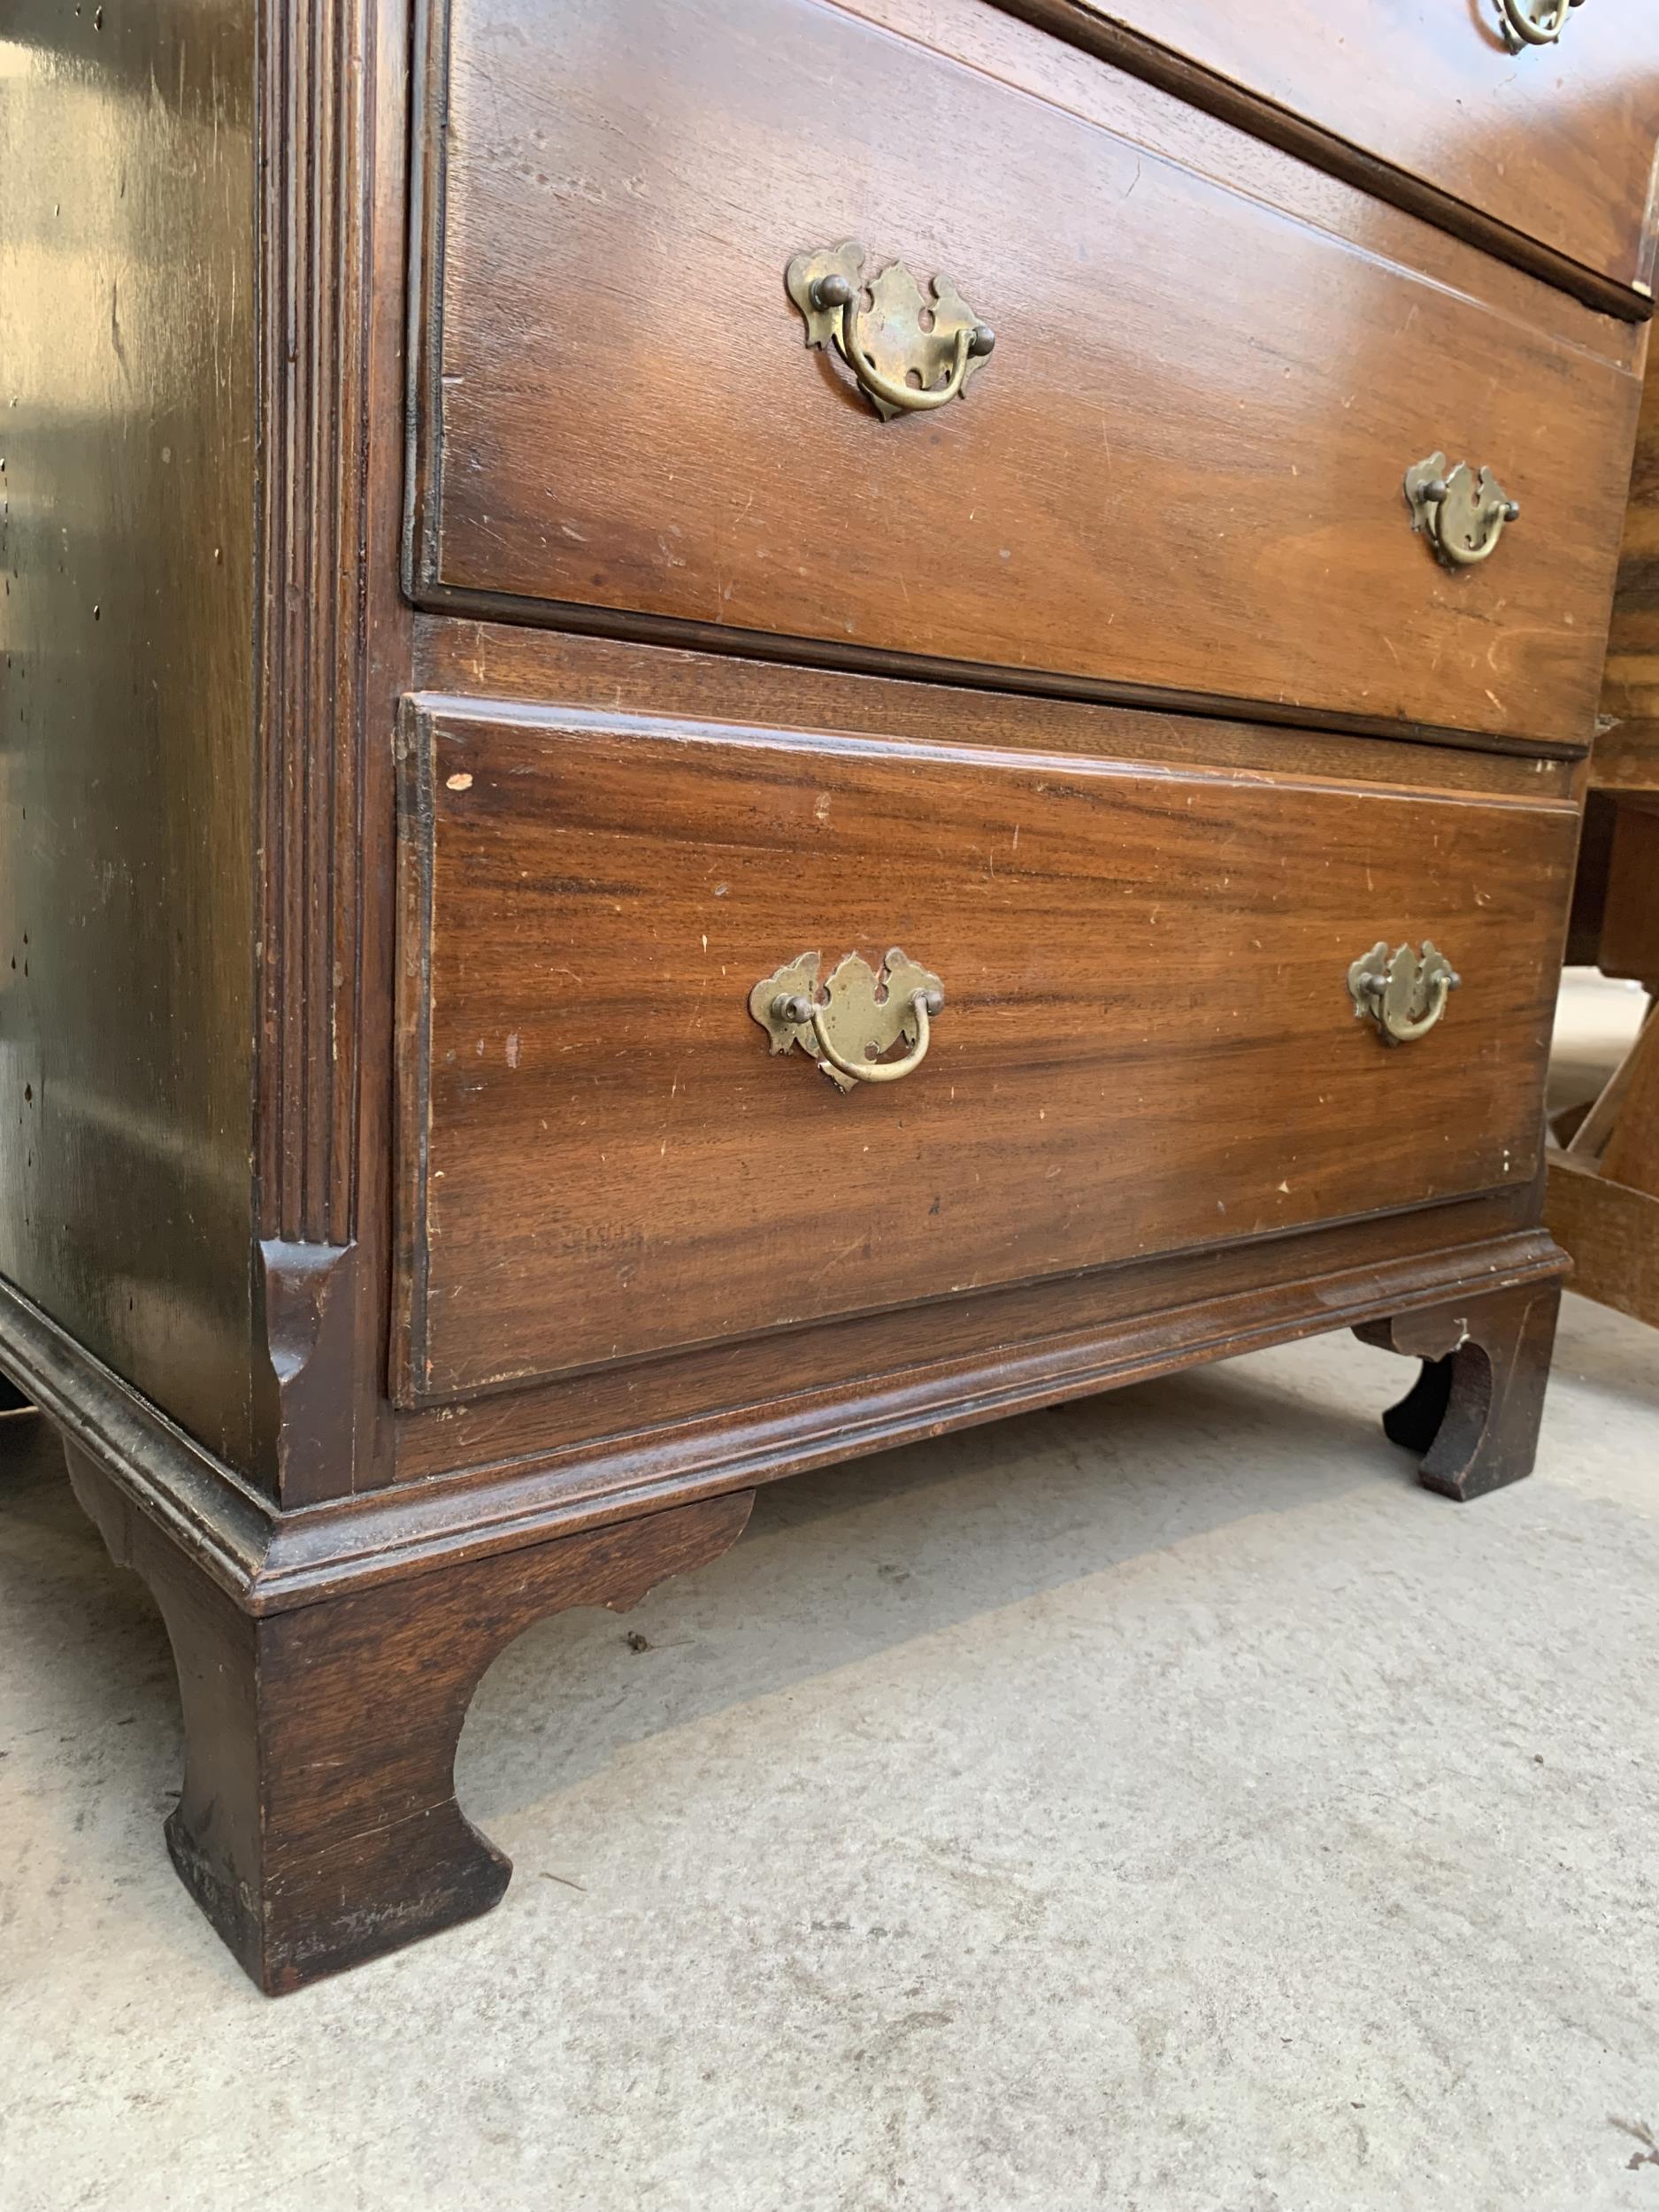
<box><xmin>0</xmin><ymin>0</ymin><xmax>260</xmax><ymax>1461</ymax></box>
<box><xmin>396</xmin><ymin>693</ymin><xmax>1576</xmax><ymax>1402</ymax></box>
<box><xmin>409</xmin><ymin>0</ymin><xmax>1640</xmax><ymax>755</ymax></box>
<box><xmin>1061</xmin><ymin>0</ymin><xmax>1659</xmax><ymax>305</ymax></box>
<box><xmin>811</xmin><ymin>0</ymin><xmax>1645</xmax><ymax>367</ymax></box>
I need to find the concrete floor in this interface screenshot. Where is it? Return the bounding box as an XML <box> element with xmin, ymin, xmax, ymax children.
<box><xmin>2</xmin><ymin>1295</ymin><xmax>1657</xmax><ymax>2212</ymax></box>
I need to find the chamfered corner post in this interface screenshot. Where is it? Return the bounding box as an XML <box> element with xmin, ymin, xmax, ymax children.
<box><xmin>61</xmin><ymin>1442</ymin><xmax>753</xmax><ymax>1993</ymax></box>
<box><xmin>1353</xmin><ymin>1276</ymin><xmax>1564</xmax><ymax>1502</ymax></box>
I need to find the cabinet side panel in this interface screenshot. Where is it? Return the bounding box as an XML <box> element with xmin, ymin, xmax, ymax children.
<box><xmin>0</xmin><ymin>3</ymin><xmax>258</xmax><ymax>1458</ymax></box>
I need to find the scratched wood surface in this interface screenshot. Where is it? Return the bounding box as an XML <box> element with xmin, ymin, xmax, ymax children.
<box><xmin>409</xmin><ymin>0</ymin><xmax>1640</xmax><ymax>755</ymax></box>
<box><xmin>396</xmin><ymin>696</ymin><xmax>1578</xmax><ymax>1402</ymax></box>
<box><xmin>1063</xmin><ymin>0</ymin><xmax>1659</xmax><ymax>305</ymax></box>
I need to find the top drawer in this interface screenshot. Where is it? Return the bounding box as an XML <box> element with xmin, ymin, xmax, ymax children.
<box><xmin>1076</xmin><ymin>0</ymin><xmax>1659</xmax><ymax>311</ymax></box>
<box><xmin>408</xmin><ymin>0</ymin><xmax>1640</xmax><ymax>754</ymax></box>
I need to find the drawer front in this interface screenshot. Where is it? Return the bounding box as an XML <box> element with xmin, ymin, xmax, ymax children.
<box><xmin>1079</xmin><ymin>0</ymin><xmax>1659</xmax><ymax>306</ymax></box>
<box><xmin>409</xmin><ymin>0</ymin><xmax>1637</xmax><ymax>756</ymax></box>
<box><xmin>395</xmin><ymin>696</ymin><xmax>1576</xmax><ymax>1405</ymax></box>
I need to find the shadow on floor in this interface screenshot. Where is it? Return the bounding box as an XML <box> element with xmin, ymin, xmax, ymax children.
<box><xmin>1550</xmin><ymin>1291</ymin><xmax>1659</xmax><ymax>1417</ymax></box>
<box><xmin>461</xmin><ymin>1347</ymin><xmax>1415</xmax><ymax>1812</ymax></box>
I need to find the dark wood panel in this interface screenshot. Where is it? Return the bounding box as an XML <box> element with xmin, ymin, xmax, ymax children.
<box><xmin>1058</xmin><ymin>0</ymin><xmax>1659</xmax><ymax>306</ymax></box>
<box><xmin>0</xmin><ymin>0</ymin><xmax>259</xmax><ymax>1461</ymax></box>
<box><xmin>1597</xmin><ymin>338</ymin><xmax>1659</xmax><ymax>795</ymax></box>
<box><xmin>1599</xmin><ymin>800</ymin><xmax>1659</xmax><ymax>985</ymax></box>
<box><xmin>396</xmin><ymin>697</ymin><xmax>1576</xmax><ymax>1402</ymax></box>
<box><xmin>410</xmin><ymin>0</ymin><xmax>1639</xmax><ymax>753</ymax></box>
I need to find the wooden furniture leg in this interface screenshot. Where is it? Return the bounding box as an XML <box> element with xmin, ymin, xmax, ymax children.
<box><xmin>1354</xmin><ymin>1279</ymin><xmax>1562</xmax><ymax>1502</ymax></box>
<box><xmin>63</xmin><ymin>1444</ymin><xmax>752</xmax><ymax>1993</ymax></box>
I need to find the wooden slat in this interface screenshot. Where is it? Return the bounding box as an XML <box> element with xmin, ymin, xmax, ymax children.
<box><xmin>1565</xmin><ymin>1002</ymin><xmax>1656</xmax><ymax>1159</ymax></box>
<box><xmin>1600</xmin><ymin>1006</ymin><xmax>1659</xmax><ymax>1197</ymax></box>
<box><xmin>1547</xmin><ymin>1150</ymin><xmax>1659</xmax><ymax>1330</ymax></box>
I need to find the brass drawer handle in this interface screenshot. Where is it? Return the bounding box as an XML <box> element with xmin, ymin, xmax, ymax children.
<box><xmin>786</xmin><ymin>242</ymin><xmax>995</xmax><ymax>421</ymax></box>
<box><xmin>1348</xmin><ymin>941</ymin><xmax>1461</xmax><ymax>1045</ymax></box>
<box><xmin>1499</xmin><ymin>0</ymin><xmax>1584</xmax><ymax>49</ymax></box>
<box><xmin>1405</xmin><ymin>455</ymin><xmax>1519</xmax><ymax>569</ymax></box>
<box><xmin>750</xmin><ymin>948</ymin><xmax>945</xmax><ymax>1090</ymax></box>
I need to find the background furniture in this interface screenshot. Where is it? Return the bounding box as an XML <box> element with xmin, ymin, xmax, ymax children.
<box><xmin>1548</xmin><ymin>351</ymin><xmax>1659</xmax><ymax>1325</ymax></box>
<box><xmin>4</xmin><ymin>0</ymin><xmax>1657</xmax><ymax>1991</ymax></box>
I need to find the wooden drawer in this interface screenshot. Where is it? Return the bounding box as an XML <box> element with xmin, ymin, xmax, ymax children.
<box><xmin>408</xmin><ymin>0</ymin><xmax>1638</xmax><ymax>756</ymax></box>
<box><xmin>394</xmin><ymin>694</ymin><xmax>1576</xmax><ymax>1406</ymax></box>
<box><xmin>1071</xmin><ymin>0</ymin><xmax>1659</xmax><ymax>310</ymax></box>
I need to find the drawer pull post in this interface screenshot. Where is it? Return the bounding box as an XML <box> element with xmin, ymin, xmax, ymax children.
<box><xmin>750</xmin><ymin>948</ymin><xmax>945</xmax><ymax>1088</ymax></box>
<box><xmin>1348</xmin><ymin>941</ymin><xmax>1461</xmax><ymax>1045</ymax></box>
<box><xmin>786</xmin><ymin>242</ymin><xmax>994</xmax><ymax>421</ymax></box>
<box><xmin>1498</xmin><ymin>0</ymin><xmax>1585</xmax><ymax>49</ymax></box>
<box><xmin>1404</xmin><ymin>453</ymin><xmax>1519</xmax><ymax>569</ymax></box>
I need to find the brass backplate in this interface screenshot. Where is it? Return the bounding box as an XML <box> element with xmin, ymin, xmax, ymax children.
<box><xmin>1348</xmin><ymin>939</ymin><xmax>1460</xmax><ymax>1044</ymax></box>
<box><xmin>749</xmin><ymin>947</ymin><xmax>944</xmax><ymax>1090</ymax></box>
<box><xmin>785</xmin><ymin>242</ymin><xmax>990</xmax><ymax>421</ymax></box>
<box><xmin>1404</xmin><ymin>452</ymin><xmax>1517</xmax><ymax>568</ymax></box>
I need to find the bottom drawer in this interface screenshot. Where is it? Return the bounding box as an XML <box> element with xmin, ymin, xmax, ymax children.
<box><xmin>394</xmin><ymin>695</ymin><xmax>1575</xmax><ymax>1404</ymax></box>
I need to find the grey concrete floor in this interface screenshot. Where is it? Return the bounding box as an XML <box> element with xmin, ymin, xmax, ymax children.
<box><xmin>2</xmin><ymin>1297</ymin><xmax>1657</xmax><ymax>2211</ymax></box>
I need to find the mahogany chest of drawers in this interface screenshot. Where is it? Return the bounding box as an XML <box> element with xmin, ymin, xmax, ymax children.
<box><xmin>4</xmin><ymin>0</ymin><xmax>1656</xmax><ymax>1990</ymax></box>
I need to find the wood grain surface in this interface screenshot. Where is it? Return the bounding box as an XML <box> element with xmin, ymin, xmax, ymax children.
<box><xmin>1064</xmin><ymin>0</ymin><xmax>1659</xmax><ymax>303</ymax></box>
<box><xmin>414</xmin><ymin>618</ymin><xmax>1587</xmax><ymax>795</ymax></box>
<box><xmin>396</xmin><ymin>695</ymin><xmax>1578</xmax><ymax>1402</ymax></box>
<box><xmin>409</xmin><ymin>0</ymin><xmax>1640</xmax><ymax>753</ymax></box>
